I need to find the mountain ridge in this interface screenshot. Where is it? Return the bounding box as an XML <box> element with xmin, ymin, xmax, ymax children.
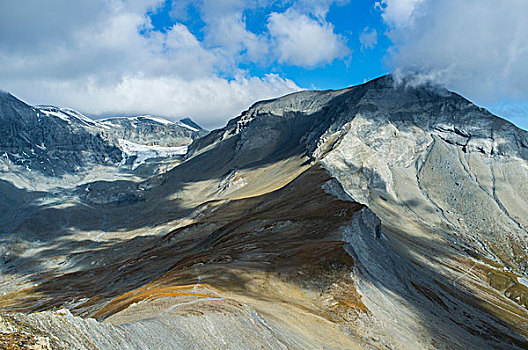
<box><xmin>0</xmin><ymin>75</ymin><xmax>527</xmax><ymax>349</ymax></box>
<box><xmin>0</xmin><ymin>93</ymin><xmax>206</xmax><ymax>189</ymax></box>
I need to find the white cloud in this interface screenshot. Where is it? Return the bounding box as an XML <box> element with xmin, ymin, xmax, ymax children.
<box><xmin>172</xmin><ymin>0</ymin><xmax>270</xmax><ymax>65</ymax></box>
<box><xmin>8</xmin><ymin>74</ymin><xmax>299</xmax><ymax>129</ymax></box>
<box><xmin>359</xmin><ymin>27</ymin><xmax>378</xmax><ymax>51</ymax></box>
<box><xmin>169</xmin><ymin>0</ymin><xmax>351</xmax><ymax>68</ymax></box>
<box><xmin>289</xmin><ymin>0</ymin><xmax>351</xmax><ymax>21</ymax></box>
<box><xmin>375</xmin><ymin>0</ymin><xmax>425</xmax><ymax>27</ymax></box>
<box><xmin>267</xmin><ymin>9</ymin><xmax>349</xmax><ymax>67</ymax></box>
<box><xmin>379</xmin><ymin>0</ymin><xmax>528</xmax><ymax>107</ymax></box>
<box><xmin>0</xmin><ymin>0</ymin><xmax>300</xmax><ymax>129</ymax></box>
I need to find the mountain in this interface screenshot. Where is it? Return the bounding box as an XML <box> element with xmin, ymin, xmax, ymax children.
<box><xmin>98</xmin><ymin>115</ymin><xmax>207</xmax><ymax>147</ymax></box>
<box><xmin>0</xmin><ymin>76</ymin><xmax>527</xmax><ymax>349</ymax></box>
<box><xmin>0</xmin><ymin>93</ymin><xmax>122</xmax><ymax>177</ymax></box>
<box><xmin>0</xmin><ymin>92</ymin><xmax>206</xmax><ymax>188</ymax></box>
<box><xmin>179</xmin><ymin>117</ymin><xmax>205</xmax><ymax>132</ymax></box>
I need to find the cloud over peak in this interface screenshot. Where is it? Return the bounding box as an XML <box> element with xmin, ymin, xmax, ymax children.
<box><xmin>1</xmin><ymin>0</ymin><xmax>350</xmax><ymax>128</ymax></box>
<box><xmin>2</xmin><ymin>0</ymin><xmax>526</xmax><ymax>129</ymax></box>
<box><xmin>379</xmin><ymin>0</ymin><xmax>528</xmax><ymax>106</ymax></box>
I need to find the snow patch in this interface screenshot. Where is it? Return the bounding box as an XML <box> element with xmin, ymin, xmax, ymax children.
<box><xmin>39</xmin><ymin>109</ymin><xmax>71</xmax><ymax>123</ymax></box>
<box><xmin>138</xmin><ymin>115</ymin><xmax>175</xmax><ymax>125</ymax></box>
<box><xmin>60</xmin><ymin>108</ymin><xmax>97</xmax><ymax>126</ymax></box>
<box><xmin>98</xmin><ymin>115</ymin><xmax>204</xmax><ymax>132</ymax></box>
<box><xmin>38</xmin><ymin>106</ymin><xmax>97</xmax><ymax>127</ymax></box>
<box><xmin>118</xmin><ymin>139</ymin><xmax>186</xmax><ymax>169</ymax></box>
<box><xmin>102</xmin><ymin>115</ymin><xmax>175</xmax><ymax>126</ymax></box>
<box><xmin>177</xmin><ymin>121</ymin><xmax>199</xmax><ymax>132</ymax></box>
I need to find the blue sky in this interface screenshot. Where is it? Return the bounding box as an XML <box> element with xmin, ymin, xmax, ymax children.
<box><xmin>0</xmin><ymin>0</ymin><xmax>527</xmax><ymax>130</ymax></box>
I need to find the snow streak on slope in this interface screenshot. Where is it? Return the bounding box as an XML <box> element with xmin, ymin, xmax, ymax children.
<box><xmin>99</xmin><ymin>115</ymin><xmax>175</xmax><ymax>127</ymax></box>
<box><xmin>176</xmin><ymin>121</ymin><xmax>199</xmax><ymax>132</ymax></box>
<box><xmin>38</xmin><ymin>106</ymin><xmax>99</xmax><ymax>127</ymax></box>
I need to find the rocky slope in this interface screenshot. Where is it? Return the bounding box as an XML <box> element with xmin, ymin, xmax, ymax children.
<box><xmin>191</xmin><ymin>75</ymin><xmax>528</xmax><ymax>274</ymax></box>
<box><xmin>0</xmin><ymin>76</ymin><xmax>527</xmax><ymax>349</ymax></box>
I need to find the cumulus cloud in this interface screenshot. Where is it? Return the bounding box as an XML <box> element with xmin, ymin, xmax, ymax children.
<box><xmin>0</xmin><ymin>0</ymin><xmax>354</xmax><ymax>127</ymax></box>
<box><xmin>288</xmin><ymin>0</ymin><xmax>351</xmax><ymax>21</ymax></box>
<box><xmin>0</xmin><ymin>0</ymin><xmax>300</xmax><ymax>128</ymax></box>
<box><xmin>267</xmin><ymin>9</ymin><xmax>349</xmax><ymax>67</ymax></box>
<box><xmin>171</xmin><ymin>0</ymin><xmax>350</xmax><ymax>68</ymax></box>
<box><xmin>375</xmin><ymin>0</ymin><xmax>425</xmax><ymax>27</ymax></box>
<box><xmin>359</xmin><ymin>27</ymin><xmax>378</xmax><ymax>51</ymax></box>
<box><xmin>379</xmin><ymin>0</ymin><xmax>528</xmax><ymax>107</ymax></box>
<box><xmin>171</xmin><ymin>0</ymin><xmax>270</xmax><ymax>66</ymax></box>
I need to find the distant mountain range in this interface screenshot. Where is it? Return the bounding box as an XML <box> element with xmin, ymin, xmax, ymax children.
<box><xmin>0</xmin><ymin>91</ymin><xmax>206</xmax><ymax>181</ymax></box>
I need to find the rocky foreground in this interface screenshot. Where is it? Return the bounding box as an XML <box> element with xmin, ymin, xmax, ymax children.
<box><xmin>0</xmin><ymin>76</ymin><xmax>527</xmax><ymax>349</ymax></box>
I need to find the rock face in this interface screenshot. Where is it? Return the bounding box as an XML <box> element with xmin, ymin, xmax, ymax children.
<box><xmin>0</xmin><ymin>93</ymin><xmax>122</xmax><ymax>176</ymax></box>
<box><xmin>0</xmin><ymin>92</ymin><xmax>205</xmax><ymax>188</ymax></box>
<box><xmin>98</xmin><ymin>115</ymin><xmax>207</xmax><ymax>147</ymax></box>
<box><xmin>1</xmin><ymin>76</ymin><xmax>528</xmax><ymax>349</ymax></box>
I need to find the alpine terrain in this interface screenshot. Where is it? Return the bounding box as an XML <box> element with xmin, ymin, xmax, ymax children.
<box><xmin>0</xmin><ymin>75</ymin><xmax>527</xmax><ymax>349</ymax></box>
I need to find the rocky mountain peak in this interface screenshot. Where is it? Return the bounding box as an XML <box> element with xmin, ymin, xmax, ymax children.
<box><xmin>0</xmin><ymin>93</ymin><xmax>206</xmax><ymax>181</ymax></box>
<box><xmin>189</xmin><ymin>74</ymin><xmax>527</xmax><ymax>167</ymax></box>
<box><xmin>99</xmin><ymin>115</ymin><xmax>206</xmax><ymax>147</ymax></box>
<box><xmin>181</xmin><ymin>75</ymin><xmax>528</xmax><ymax>278</ymax></box>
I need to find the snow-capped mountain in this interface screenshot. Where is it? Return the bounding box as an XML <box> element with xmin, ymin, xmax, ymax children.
<box><xmin>0</xmin><ymin>92</ymin><xmax>206</xmax><ymax>181</ymax></box>
<box><xmin>0</xmin><ymin>92</ymin><xmax>122</xmax><ymax>176</ymax></box>
<box><xmin>98</xmin><ymin>115</ymin><xmax>207</xmax><ymax>147</ymax></box>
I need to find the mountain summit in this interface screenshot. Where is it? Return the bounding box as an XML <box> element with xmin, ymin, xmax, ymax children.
<box><xmin>0</xmin><ymin>76</ymin><xmax>527</xmax><ymax>349</ymax></box>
